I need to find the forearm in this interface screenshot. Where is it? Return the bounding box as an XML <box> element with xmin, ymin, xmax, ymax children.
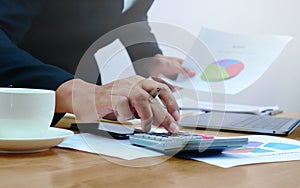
<box><xmin>55</xmin><ymin>79</ymin><xmax>77</xmax><ymax>114</ymax></box>
<box><xmin>118</xmin><ymin>0</ymin><xmax>162</xmax><ymax>78</ymax></box>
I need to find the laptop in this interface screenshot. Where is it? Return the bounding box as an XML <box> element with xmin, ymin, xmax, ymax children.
<box><xmin>178</xmin><ymin>111</ymin><xmax>300</xmax><ymax>136</ymax></box>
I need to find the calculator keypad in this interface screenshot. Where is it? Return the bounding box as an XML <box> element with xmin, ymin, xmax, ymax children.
<box><xmin>129</xmin><ymin>131</ymin><xmax>248</xmax><ymax>156</ymax></box>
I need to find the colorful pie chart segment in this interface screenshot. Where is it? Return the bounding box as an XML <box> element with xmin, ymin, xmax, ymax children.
<box><xmin>201</xmin><ymin>59</ymin><xmax>244</xmax><ymax>82</ymax></box>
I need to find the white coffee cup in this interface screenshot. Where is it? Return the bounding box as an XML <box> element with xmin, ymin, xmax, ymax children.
<box><xmin>0</xmin><ymin>88</ymin><xmax>55</xmax><ymax>138</ymax></box>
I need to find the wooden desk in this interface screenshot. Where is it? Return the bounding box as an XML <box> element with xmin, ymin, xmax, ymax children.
<box><xmin>1</xmin><ymin>113</ymin><xmax>300</xmax><ymax>188</ymax></box>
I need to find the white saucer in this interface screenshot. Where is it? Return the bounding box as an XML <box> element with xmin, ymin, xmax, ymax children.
<box><xmin>0</xmin><ymin>127</ymin><xmax>74</xmax><ymax>153</ymax></box>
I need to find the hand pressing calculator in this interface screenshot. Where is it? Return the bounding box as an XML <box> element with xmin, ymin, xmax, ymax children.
<box><xmin>129</xmin><ymin>132</ymin><xmax>248</xmax><ymax>157</ymax></box>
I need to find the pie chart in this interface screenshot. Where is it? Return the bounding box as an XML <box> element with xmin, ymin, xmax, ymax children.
<box><xmin>201</xmin><ymin>59</ymin><xmax>244</xmax><ymax>82</ymax></box>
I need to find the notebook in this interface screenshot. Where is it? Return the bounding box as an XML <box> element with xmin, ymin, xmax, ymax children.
<box><xmin>178</xmin><ymin>112</ymin><xmax>300</xmax><ymax>136</ymax></box>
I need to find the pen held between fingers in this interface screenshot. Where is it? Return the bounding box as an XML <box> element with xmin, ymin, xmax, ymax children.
<box><xmin>149</xmin><ymin>87</ymin><xmax>162</xmax><ymax>101</ymax></box>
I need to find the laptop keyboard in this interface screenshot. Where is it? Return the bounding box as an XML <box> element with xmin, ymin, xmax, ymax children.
<box><xmin>231</xmin><ymin>115</ymin><xmax>291</xmax><ymax>130</ymax></box>
<box><xmin>179</xmin><ymin>112</ymin><xmax>300</xmax><ymax>134</ymax></box>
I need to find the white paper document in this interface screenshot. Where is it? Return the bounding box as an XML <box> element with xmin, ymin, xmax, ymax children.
<box><xmin>176</xmin><ymin>96</ymin><xmax>279</xmax><ymax>114</ymax></box>
<box><xmin>162</xmin><ymin>28</ymin><xmax>292</xmax><ymax>94</ymax></box>
<box><xmin>193</xmin><ymin>135</ymin><xmax>300</xmax><ymax>168</ymax></box>
<box><xmin>58</xmin><ymin>133</ymin><xmax>163</xmax><ymax>160</ymax></box>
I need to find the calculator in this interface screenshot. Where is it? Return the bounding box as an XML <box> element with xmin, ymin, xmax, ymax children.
<box><xmin>129</xmin><ymin>132</ymin><xmax>248</xmax><ymax>157</ymax></box>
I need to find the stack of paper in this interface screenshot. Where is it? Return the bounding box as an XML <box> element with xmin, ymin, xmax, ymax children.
<box><xmin>176</xmin><ymin>96</ymin><xmax>280</xmax><ymax>115</ymax></box>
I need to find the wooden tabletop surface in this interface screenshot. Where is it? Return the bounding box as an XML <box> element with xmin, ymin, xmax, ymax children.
<box><xmin>1</xmin><ymin>113</ymin><xmax>300</xmax><ymax>188</ymax></box>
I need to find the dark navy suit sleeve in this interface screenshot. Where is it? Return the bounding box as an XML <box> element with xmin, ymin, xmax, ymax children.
<box><xmin>0</xmin><ymin>0</ymin><xmax>74</xmax><ymax>90</ymax></box>
<box><xmin>118</xmin><ymin>0</ymin><xmax>163</xmax><ymax>78</ymax></box>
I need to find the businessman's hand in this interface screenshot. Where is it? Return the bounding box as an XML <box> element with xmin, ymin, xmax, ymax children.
<box><xmin>142</xmin><ymin>54</ymin><xmax>196</xmax><ymax>91</ymax></box>
<box><xmin>150</xmin><ymin>54</ymin><xmax>196</xmax><ymax>79</ymax></box>
<box><xmin>55</xmin><ymin>76</ymin><xmax>180</xmax><ymax>133</ymax></box>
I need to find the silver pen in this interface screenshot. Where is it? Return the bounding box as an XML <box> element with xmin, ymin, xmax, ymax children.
<box><xmin>149</xmin><ymin>87</ymin><xmax>162</xmax><ymax>100</ymax></box>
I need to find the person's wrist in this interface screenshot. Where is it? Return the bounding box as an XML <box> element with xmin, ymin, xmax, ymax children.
<box><xmin>55</xmin><ymin>79</ymin><xmax>79</xmax><ymax>113</ymax></box>
<box><xmin>143</xmin><ymin>54</ymin><xmax>161</xmax><ymax>77</ymax></box>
